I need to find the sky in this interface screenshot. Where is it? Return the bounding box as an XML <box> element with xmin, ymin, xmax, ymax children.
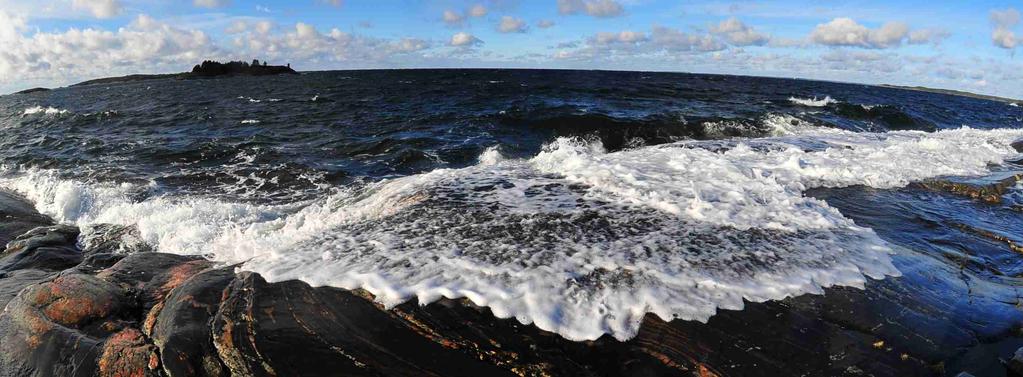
<box><xmin>1</xmin><ymin>0</ymin><xmax>1022</xmax><ymax>99</ymax></box>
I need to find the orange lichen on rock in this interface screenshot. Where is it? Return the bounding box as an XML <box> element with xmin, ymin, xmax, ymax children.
<box><xmin>98</xmin><ymin>328</ymin><xmax>161</xmax><ymax>377</ymax></box>
<box><xmin>160</xmin><ymin>261</ymin><xmax>211</xmax><ymax>295</ymax></box>
<box><xmin>32</xmin><ymin>275</ymin><xmax>119</xmax><ymax>327</ymax></box>
<box><xmin>143</xmin><ymin>301</ymin><xmax>164</xmax><ymax>336</ymax></box>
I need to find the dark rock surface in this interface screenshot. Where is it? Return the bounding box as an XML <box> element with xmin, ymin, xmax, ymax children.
<box><xmin>0</xmin><ymin>187</ymin><xmax>1021</xmax><ymax>376</ymax></box>
<box><xmin>0</xmin><ymin>190</ymin><xmax>53</xmax><ymax>247</ymax></box>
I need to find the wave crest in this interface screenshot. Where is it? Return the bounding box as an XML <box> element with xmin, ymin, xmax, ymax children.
<box><xmin>2</xmin><ymin>127</ymin><xmax>1022</xmax><ymax>341</ymax></box>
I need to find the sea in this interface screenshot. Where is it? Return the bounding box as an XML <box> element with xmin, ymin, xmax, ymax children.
<box><xmin>2</xmin><ymin>69</ymin><xmax>1022</xmax><ymax>342</ymax></box>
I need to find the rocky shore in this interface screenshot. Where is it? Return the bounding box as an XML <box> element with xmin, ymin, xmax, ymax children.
<box><xmin>2</xmin><ymin>180</ymin><xmax>1023</xmax><ymax>376</ymax></box>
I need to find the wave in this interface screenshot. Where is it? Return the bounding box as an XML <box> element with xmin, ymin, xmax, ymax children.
<box><xmin>1</xmin><ymin>127</ymin><xmax>1022</xmax><ymax>341</ymax></box>
<box><xmin>22</xmin><ymin>106</ymin><xmax>69</xmax><ymax>115</ymax></box>
<box><xmin>498</xmin><ymin>110</ymin><xmax>822</xmax><ymax>150</ymax></box>
<box><xmin>788</xmin><ymin>96</ymin><xmax>837</xmax><ymax>107</ymax></box>
<box><xmin>833</xmin><ymin>103</ymin><xmax>936</xmax><ymax>131</ymax></box>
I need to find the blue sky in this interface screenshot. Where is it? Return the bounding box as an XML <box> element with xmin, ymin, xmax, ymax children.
<box><xmin>1</xmin><ymin>0</ymin><xmax>1021</xmax><ymax>99</ymax></box>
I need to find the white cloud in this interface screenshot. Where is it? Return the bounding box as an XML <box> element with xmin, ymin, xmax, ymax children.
<box><xmin>394</xmin><ymin>38</ymin><xmax>430</xmax><ymax>52</ymax></box>
<box><xmin>469</xmin><ymin>4</ymin><xmax>487</xmax><ymax>18</ymax></box>
<box><xmin>991</xmin><ymin>8</ymin><xmax>1021</xmax><ymax>28</ymax></box>
<box><xmin>295</xmin><ymin>22</ymin><xmax>320</xmax><ymax>39</ymax></box>
<box><xmin>907</xmin><ymin>28</ymin><xmax>949</xmax><ymax>45</ymax></box>
<box><xmin>226</xmin><ymin>20</ymin><xmax>248</xmax><ymax>34</ymax></box>
<box><xmin>536</xmin><ymin>19</ymin><xmax>555</xmax><ymax>29</ymax></box>
<box><xmin>556</xmin><ymin>27</ymin><xmax>724</xmax><ymax>61</ymax></box>
<box><xmin>0</xmin><ymin>10</ymin><xmax>27</xmax><ymax>43</ymax></box>
<box><xmin>993</xmin><ymin>28</ymin><xmax>1018</xmax><ymax>49</ymax></box>
<box><xmin>194</xmin><ymin>0</ymin><xmax>230</xmax><ymax>9</ymax></box>
<box><xmin>0</xmin><ymin>13</ymin><xmax>442</xmax><ymax>90</ymax></box>
<box><xmin>71</xmin><ymin>0</ymin><xmax>123</xmax><ymax>19</ymax></box>
<box><xmin>592</xmin><ymin>30</ymin><xmax>647</xmax><ymax>45</ymax></box>
<box><xmin>0</xmin><ymin>14</ymin><xmax>216</xmax><ymax>85</ymax></box>
<box><xmin>498</xmin><ymin>16</ymin><xmax>528</xmax><ymax>33</ymax></box>
<box><xmin>443</xmin><ymin>10</ymin><xmax>464</xmax><ymax>26</ymax></box>
<box><xmin>232</xmin><ymin>22</ymin><xmax>433</xmax><ymax>63</ymax></box>
<box><xmin>450</xmin><ymin>32</ymin><xmax>482</xmax><ymax>47</ymax></box>
<box><xmin>557</xmin><ymin>0</ymin><xmax>623</xmax><ymax>18</ymax></box>
<box><xmin>810</xmin><ymin>18</ymin><xmax>910</xmax><ymax>49</ymax></box>
<box><xmin>990</xmin><ymin>8</ymin><xmax>1020</xmax><ymax>49</ymax></box>
<box><xmin>710</xmin><ymin>17</ymin><xmax>769</xmax><ymax>46</ymax></box>
<box><xmin>650</xmin><ymin>26</ymin><xmax>726</xmax><ymax>52</ymax></box>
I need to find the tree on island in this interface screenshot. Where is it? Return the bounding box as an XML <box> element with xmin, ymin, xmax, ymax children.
<box><xmin>190</xmin><ymin>59</ymin><xmax>297</xmax><ymax>77</ymax></box>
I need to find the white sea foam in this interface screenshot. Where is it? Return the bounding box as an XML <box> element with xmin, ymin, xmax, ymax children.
<box><xmin>477</xmin><ymin>146</ymin><xmax>505</xmax><ymax>165</ymax></box>
<box><xmin>240</xmin><ymin>119</ymin><xmax>261</xmax><ymax>124</ymax></box>
<box><xmin>23</xmin><ymin>106</ymin><xmax>69</xmax><ymax>115</ymax></box>
<box><xmin>1011</xmin><ymin>103</ymin><xmax>1020</xmax><ymax>107</ymax></box>
<box><xmin>788</xmin><ymin>96</ymin><xmax>837</xmax><ymax>107</ymax></box>
<box><xmin>2</xmin><ymin>127</ymin><xmax>1022</xmax><ymax>341</ymax></box>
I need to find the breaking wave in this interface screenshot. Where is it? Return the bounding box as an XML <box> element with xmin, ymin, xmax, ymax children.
<box><xmin>788</xmin><ymin>96</ymin><xmax>837</xmax><ymax>107</ymax></box>
<box><xmin>2</xmin><ymin>127</ymin><xmax>1022</xmax><ymax>341</ymax></box>
<box><xmin>22</xmin><ymin>106</ymin><xmax>69</xmax><ymax>115</ymax></box>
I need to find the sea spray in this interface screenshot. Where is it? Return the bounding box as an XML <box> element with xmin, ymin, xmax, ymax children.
<box><xmin>2</xmin><ymin>127</ymin><xmax>1021</xmax><ymax>340</ymax></box>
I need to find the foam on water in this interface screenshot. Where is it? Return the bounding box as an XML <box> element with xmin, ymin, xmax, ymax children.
<box><xmin>477</xmin><ymin>145</ymin><xmax>506</xmax><ymax>165</ymax></box>
<box><xmin>2</xmin><ymin>126</ymin><xmax>1022</xmax><ymax>341</ymax></box>
<box><xmin>22</xmin><ymin>106</ymin><xmax>69</xmax><ymax>115</ymax></box>
<box><xmin>788</xmin><ymin>96</ymin><xmax>837</xmax><ymax>107</ymax></box>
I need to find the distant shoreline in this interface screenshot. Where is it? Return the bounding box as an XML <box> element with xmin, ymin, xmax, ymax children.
<box><xmin>879</xmin><ymin>84</ymin><xmax>1020</xmax><ymax>105</ymax></box>
<box><xmin>7</xmin><ymin>67</ymin><xmax>1021</xmax><ymax>106</ymax></box>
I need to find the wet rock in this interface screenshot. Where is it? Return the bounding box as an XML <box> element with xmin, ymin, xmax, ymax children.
<box><xmin>912</xmin><ymin>172</ymin><xmax>1023</xmax><ymax>204</ymax></box>
<box><xmin>150</xmin><ymin>268</ymin><xmax>234</xmax><ymax>377</ymax></box>
<box><xmin>0</xmin><ymin>225</ymin><xmax>81</xmax><ymax>273</ymax></box>
<box><xmin>98</xmin><ymin>252</ymin><xmax>214</xmax><ymax>308</ymax></box>
<box><xmin>0</xmin><ymin>273</ymin><xmax>129</xmax><ymax>377</ymax></box>
<box><xmin>1011</xmin><ymin>139</ymin><xmax>1023</xmax><ymax>153</ymax></box>
<box><xmin>0</xmin><ymin>226</ymin><xmax>220</xmax><ymax>377</ymax></box>
<box><xmin>0</xmin><ymin>190</ymin><xmax>53</xmax><ymax>247</ymax></box>
<box><xmin>212</xmin><ymin>272</ymin><xmax>517</xmax><ymax>377</ymax></box>
<box><xmin>1008</xmin><ymin>347</ymin><xmax>1023</xmax><ymax>376</ymax></box>
<box><xmin>97</xmin><ymin>328</ymin><xmax>162</xmax><ymax>377</ymax></box>
<box><xmin>80</xmin><ymin>224</ymin><xmax>152</xmax><ymax>255</ymax></box>
<box><xmin>0</xmin><ymin>268</ymin><xmax>53</xmax><ymax>308</ymax></box>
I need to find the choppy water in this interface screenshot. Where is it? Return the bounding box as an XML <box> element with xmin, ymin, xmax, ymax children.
<box><xmin>2</xmin><ymin>69</ymin><xmax>1022</xmax><ymax>341</ymax></box>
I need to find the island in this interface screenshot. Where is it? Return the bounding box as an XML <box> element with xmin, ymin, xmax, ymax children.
<box><xmin>68</xmin><ymin>59</ymin><xmax>297</xmax><ymax>87</ymax></box>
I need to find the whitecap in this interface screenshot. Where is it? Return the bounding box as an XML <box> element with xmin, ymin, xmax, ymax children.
<box><xmin>477</xmin><ymin>145</ymin><xmax>505</xmax><ymax>166</ymax></box>
<box><xmin>2</xmin><ymin>127</ymin><xmax>1022</xmax><ymax>341</ymax></box>
<box><xmin>23</xmin><ymin>106</ymin><xmax>69</xmax><ymax>115</ymax></box>
<box><xmin>788</xmin><ymin>96</ymin><xmax>837</xmax><ymax>107</ymax></box>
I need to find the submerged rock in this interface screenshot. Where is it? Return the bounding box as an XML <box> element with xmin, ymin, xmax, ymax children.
<box><xmin>912</xmin><ymin>172</ymin><xmax>1023</xmax><ymax>204</ymax></box>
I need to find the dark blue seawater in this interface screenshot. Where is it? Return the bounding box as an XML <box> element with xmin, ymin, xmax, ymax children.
<box><xmin>1</xmin><ymin>69</ymin><xmax>1022</xmax><ymax>344</ymax></box>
